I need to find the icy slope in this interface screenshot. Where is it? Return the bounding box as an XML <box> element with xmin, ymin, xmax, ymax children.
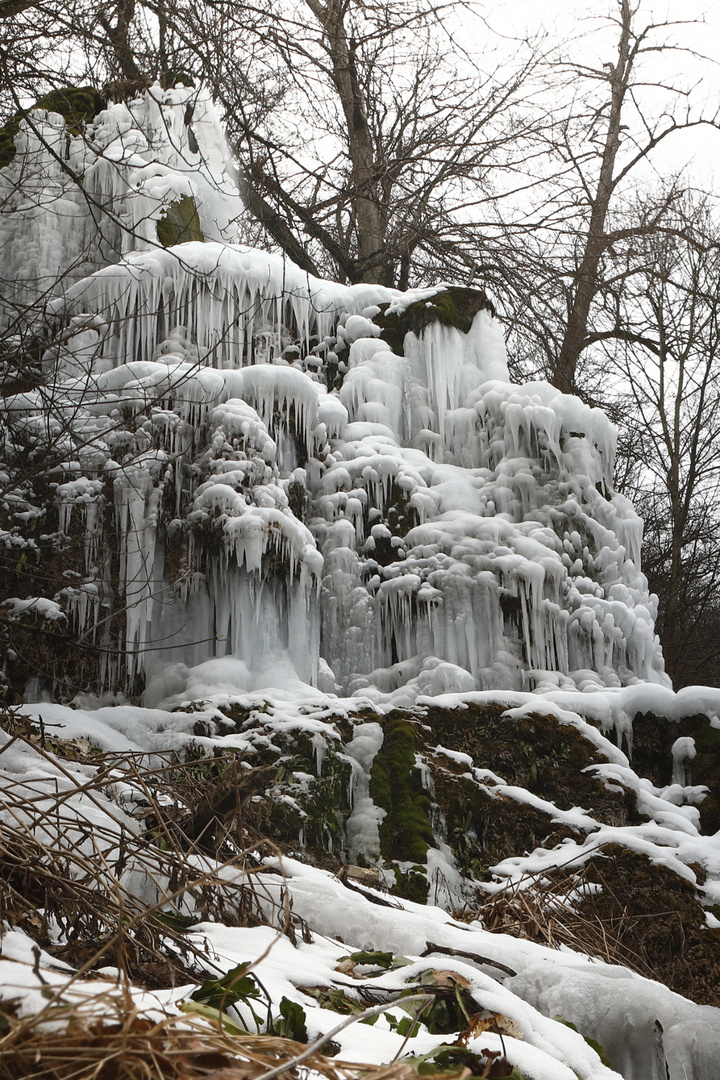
<box><xmin>2</xmin><ymin>692</ymin><xmax>720</xmax><ymax>1080</ymax></box>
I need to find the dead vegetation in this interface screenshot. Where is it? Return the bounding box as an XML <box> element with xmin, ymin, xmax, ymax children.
<box><xmin>0</xmin><ymin>722</ymin><xmax>299</xmax><ymax>988</ymax></box>
<box><xmin>0</xmin><ymin>715</ymin><xmax>528</xmax><ymax>1079</ymax></box>
<box><xmin>0</xmin><ymin>725</ymin><xmax>417</xmax><ymax>1080</ymax></box>
<box><xmin>462</xmin><ymin>859</ymin><xmax>660</xmax><ymax>978</ymax></box>
<box><xmin>0</xmin><ymin>990</ymin><xmax>473</xmax><ymax>1080</ymax></box>
<box><xmin>461</xmin><ymin>848</ymin><xmax>720</xmax><ymax>1007</ymax></box>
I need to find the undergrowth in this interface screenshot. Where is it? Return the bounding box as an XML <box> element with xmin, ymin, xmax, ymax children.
<box><xmin>0</xmin><ymin>716</ymin><xmax>525</xmax><ymax>1078</ymax></box>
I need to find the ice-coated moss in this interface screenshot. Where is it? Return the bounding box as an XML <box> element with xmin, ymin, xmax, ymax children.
<box><xmin>156</xmin><ymin>195</ymin><xmax>204</xmax><ymax>246</ymax></box>
<box><xmin>373</xmin><ymin>286</ymin><xmax>495</xmax><ymax>356</ymax></box>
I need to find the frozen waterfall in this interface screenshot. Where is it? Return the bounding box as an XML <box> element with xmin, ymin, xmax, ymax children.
<box><xmin>0</xmin><ymin>84</ymin><xmax>668</xmax><ymax>704</ymax></box>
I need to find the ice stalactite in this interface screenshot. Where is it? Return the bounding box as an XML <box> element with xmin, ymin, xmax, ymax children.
<box><xmin>343</xmin><ymin>722</ymin><xmax>386</xmax><ymax>864</ymax></box>
<box><xmin>0</xmin><ymin>85</ymin><xmax>668</xmax><ymax>702</ymax></box>
<box><xmin>62</xmin><ymin>244</ymin><xmax>399</xmax><ymax>375</ymax></box>
<box><xmin>313</xmin><ymin>308</ymin><xmax>666</xmax><ymax>696</ymax></box>
<box><xmin>113</xmin><ymin>455</ymin><xmax>166</xmax><ymax>686</ymax></box>
<box><xmin>0</xmin><ymin>85</ymin><xmax>246</xmax><ymax>329</ymax></box>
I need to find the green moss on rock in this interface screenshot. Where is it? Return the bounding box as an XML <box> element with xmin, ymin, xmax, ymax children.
<box><xmin>632</xmin><ymin>711</ymin><xmax>720</xmax><ymax>834</ymax></box>
<box><xmin>235</xmin><ymin>724</ymin><xmax>353</xmax><ymax>868</ymax></box>
<box><xmin>369</xmin><ymin>715</ymin><xmax>434</xmax><ymax>898</ymax></box>
<box><xmin>373</xmin><ymin>286</ymin><xmax>495</xmax><ymax>356</ymax></box>
<box><xmin>156</xmin><ymin>195</ymin><xmax>204</xmax><ymax>246</ymax></box>
<box><xmin>423</xmin><ymin>702</ymin><xmax>641</xmax><ymax>821</ymax></box>
<box><xmin>429</xmin><ymin>761</ymin><xmax>575</xmax><ymax>882</ymax></box>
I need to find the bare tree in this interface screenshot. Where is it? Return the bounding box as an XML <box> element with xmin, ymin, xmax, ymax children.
<box><xmin>500</xmin><ymin>0</ymin><xmax>719</xmax><ymax>394</ymax></box>
<box><xmin>604</xmin><ymin>193</ymin><xmax>720</xmax><ymax>686</ymax></box>
<box><xmin>213</xmin><ymin>0</ymin><xmax>544</xmax><ymax>288</ymax></box>
<box><xmin>1</xmin><ymin>0</ymin><xmax>548</xmax><ymax>290</ymax></box>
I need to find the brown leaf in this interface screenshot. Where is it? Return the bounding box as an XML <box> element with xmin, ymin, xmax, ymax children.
<box><xmin>481</xmin><ymin>1049</ymin><xmax>514</xmax><ymax>1078</ymax></box>
<box><xmin>464</xmin><ymin>1010</ymin><xmax>522</xmax><ymax>1042</ymax></box>
<box><xmin>431</xmin><ymin>969</ymin><xmax>471</xmax><ymax>988</ymax></box>
<box><xmin>335</xmin><ymin>958</ymin><xmax>363</xmax><ymax>978</ymax></box>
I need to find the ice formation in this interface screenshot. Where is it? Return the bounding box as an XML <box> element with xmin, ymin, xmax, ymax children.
<box><xmin>0</xmin><ymin>85</ymin><xmax>668</xmax><ymax>702</ymax></box>
<box><xmin>0</xmin><ymin>82</ymin><xmax>243</xmax><ymax>320</ymax></box>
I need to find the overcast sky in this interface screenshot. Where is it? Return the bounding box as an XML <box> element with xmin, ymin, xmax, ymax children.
<box><xmin>477</xmin><ymin>0</ymin><xmax>720</xmax><ymax>190</ymax></box>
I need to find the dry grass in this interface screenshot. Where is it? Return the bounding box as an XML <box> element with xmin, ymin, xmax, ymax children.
<box><xmin>0</xmin><ymin>725</ymin><xmax>475</xmax><ymax>1080</ymax></box>
<box><xmin>460</xmin><ymin>858</ymin><xmax>673</xmax><ymax>983</ymax></box>
<box><xmin>0</xmin><ymin>726</ymin><xmax>302</xmax><ymax>988</ymax></box>
<box><xmin>0</xmin><ymin>728</ymin><xmax>435</xmax><ymax>1079</ymax></box>
<box><xmin>0</xmin><ymin>990</ymin><xmax>453</xmax><ymax>1080</ymax></box>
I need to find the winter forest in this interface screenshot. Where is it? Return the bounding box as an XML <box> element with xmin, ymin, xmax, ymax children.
<box><xmin>2</xmin><ymin>1</ymin><xmax>720</xmax><ymax>1077</ymax></box>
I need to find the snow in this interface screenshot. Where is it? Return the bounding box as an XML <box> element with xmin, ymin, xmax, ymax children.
<box><xmin>5</xmin><ymin>688</ymin><xmax>720</xmax><ymax>1079</ymax></box>
<box><xmin>1</xmin><ymin>596</ymin><xmax>66</xmax><ymax>621</ymax></box>
<box><xmin>343</xmin><ymin>722</ymin><xmax>386</xmax><ymax>863</ymax></box>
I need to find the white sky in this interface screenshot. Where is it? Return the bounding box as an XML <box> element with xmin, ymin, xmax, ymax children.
<box><xmin>478</xmin><ymin>0</ymin><xmax>720</xmax><ymax>191</ymax></box>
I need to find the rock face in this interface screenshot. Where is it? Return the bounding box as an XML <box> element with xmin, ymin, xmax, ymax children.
<box><xmin>0</xmin><ymin>85</ymin><xmax>666</xmax><ymax>704</ymax></box>
<box><xmin>132</xmin><ymin>691</ymin><xmax>720</xmax><ymax>1009</ymax></box>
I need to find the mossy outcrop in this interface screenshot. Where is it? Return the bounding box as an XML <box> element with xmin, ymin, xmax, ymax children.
<box><xmin>368</xmin><ymin>715</ymin><xmax>435</xmax><ymax>900</ymax></box>
<box><xmin>0</xmin><ymin>86</ymin><xmax>106</xmax><ymax>167</ymax></box>
<box><xmin>574</xmin><ymin>846</ymin><xmax>720</xmax><ymax>1007</ymax></box>
<box><xmin>631</xmin><ymin>711</ymin><xmax>720</xmax><ymax>833</ymax></box>
<box><xmin>222</xmin><ymin>701</ymin><xmax>650</xmax><ymax>903</ymax></box>
<box><xmin>25</xmin><ymin>690</ymin><xmax>712</xmax><ymax>1005</ymax></box>
<box><xmin>422</xmin><ymin>701</ymin><xmax>643</xmax><ymax>828</ymax></box>
<box><xmin>373</xmin><ymin>286</ymin><xmax>496</xmax><ymax>356</ymax></box>
<box><xmin>156</xmin><ymin>195</ymin><xmax>204</xmax><ymax>246</ymax></box>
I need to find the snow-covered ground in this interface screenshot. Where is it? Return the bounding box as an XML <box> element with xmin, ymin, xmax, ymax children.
<box><xmin>3</xmin><ymin>684</ymin><xmax>720</xmax><ymax>1079</ymax></box>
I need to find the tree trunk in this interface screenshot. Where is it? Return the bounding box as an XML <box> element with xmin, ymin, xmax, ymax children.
<box><xmin>553</xmin><ymin>0</ymin><xmax>633</xmax><ymax>393</ymax></box>
<box><xmin>305</xmin><ymin>0</ymin><xmax>391</xmax><ymax>285</ymax></box>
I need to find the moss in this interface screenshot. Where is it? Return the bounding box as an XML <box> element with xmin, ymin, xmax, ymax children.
<box><xmin>392</xmin><ymin>865</ymin><xmax>429</xmax><ymax>904</ymax></box>
<box><xmin>156</xmin><ymin>195</ymin><xmax>204</xmax><ymax>247</ymax></box>
<box><xmin>423</xmin><ymin>702</ymin><xmax>641</xmax><ymax>821</ymax></box>
<box><xmin>410</xmin><ymin>702</ymin><xmax>645</xmax><ymax>888</ymax></box>
<box><xmin>369</xmin><ymin>715</ymin><xmax>434</xmax><ymax>869</ymax></box>
<box><xmin>286</xmin><ymin>743</ymin><xmax>353</xmax><ymax>855</ymax></box>
<box><xmin>0</xmin><ymin>86</ymin><xmax>106</xmax><ymax>167</ymax></box>
<box><xmin>218</xmin><ymin>701</ymin><xmax>271</xmax><ymax>733</ymax></box>
<box><xmin>160</xmin><ymin>70</ymin><xmax>195</xmax><ymax>89</ymax></box>
<box><xmin>234</xmin><ymin>725</ymin><xmax>353</xmax><ymax>867</ymax></box>
<box><xmin>578</xmin><ymin>845</ymin><xmax>720</xmax><ymax>1007</ymax></box>
<box><xmin>431</xmin><ymin>765</ymin><xmax>574</xmax><ymax>881</ymax></box>
<box><xmin>632</xmin><ymin>712</ymin><xmax>720</xmax><ymax>834</ymax></box>
<box><xmin>373</xmin><ymin>287</ymin><xmax>495</xmax><ymax>357</ymax></box>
